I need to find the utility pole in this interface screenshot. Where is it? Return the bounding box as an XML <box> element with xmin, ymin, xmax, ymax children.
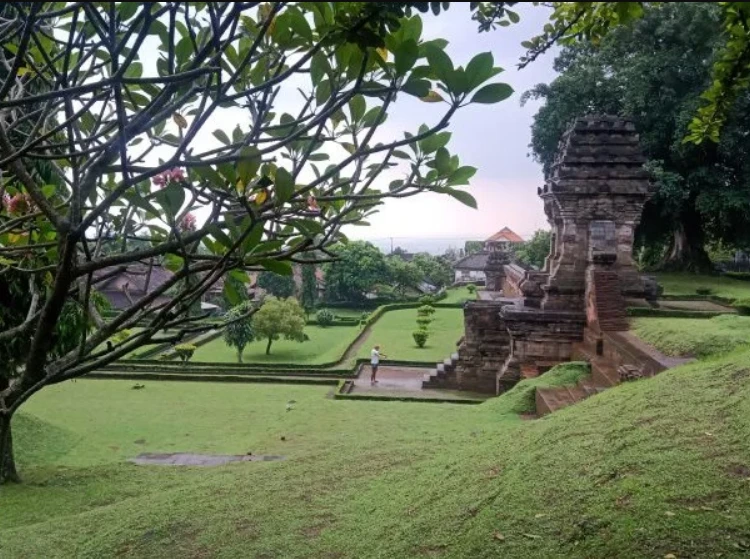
<box><xmin>390</xmin><ymin>237</ymin><xmax>393</xmax><ymax>255</ymax></box>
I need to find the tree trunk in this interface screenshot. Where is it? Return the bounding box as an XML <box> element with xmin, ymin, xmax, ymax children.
<box><xmin>266</xmin><ymin>338</ymin><xmax>273</xmax><ymax>355</ymax></box>
<box><xmin>0</xmin><ymin>412</ymin><xmax>20</xmax><ymax>485</ymax></box>
<box><xmin>660</xmin><ymin>221</ymin><xmax>713</xmax><ymax>273</ymax></box>
<box><xmin>237</xmin><ymin>348</ymin><xmax>243</xmax><ymax>363</ymax></box>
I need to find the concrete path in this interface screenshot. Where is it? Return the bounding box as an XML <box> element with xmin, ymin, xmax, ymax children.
<box><xmin>350</xmin><ymin>366</ymin><xmax>487</xmax><ymax>402</ymax></box>
<box><xmin>129</xmin><ymin>453</ymin><xmax>285</xmax><ymax>467</ymax></box>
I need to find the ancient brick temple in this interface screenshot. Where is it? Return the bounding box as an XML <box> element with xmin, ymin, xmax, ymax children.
<box><xmin>424</xmin><ymin>115</ymin><xmax>659</xmax><ymax>395</ymax></box>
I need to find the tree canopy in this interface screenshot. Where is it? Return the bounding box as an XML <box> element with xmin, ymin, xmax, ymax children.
<box><xmin>524</xmin><ymin>2</ymin><xmax>750</xmax><ymax>270</ymax></box>
<box><xmin>0</xmin><ymin>2</ymin><xmax>518</xmax><ymax>484</ymax></box>
<box><xmin>513</xmin><ymin>229</ymin><xmax>550</xmax><ymax>270</ymax></box>
<box><xmin>252</xmin><ymin>297</ymin><xmax>307</xmax><ymax>355</ymax></box>
<box><xmin>324</xmin><ymin>241</ymin><xmax>389</xmax><ymax>301</ymax></box>
<box><xmin>223</xmin><ymin>301</ymin><xmax>255</xmax><ymax>363</ymax></box>
<box><xmin>257</xmin><ymin>272</ymin><xmax>296</xmax><ymax>299</ymax></box>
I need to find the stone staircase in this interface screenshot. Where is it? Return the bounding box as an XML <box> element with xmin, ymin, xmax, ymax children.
<box><xmin>422</xmin><ymin>352</ymin><xmax>460</xmax><ymax>389</ymax></box>
<box><xmin>534</xmin><ymin>328</ymin><xmax>679</xmax><ymax>416</ymax></box>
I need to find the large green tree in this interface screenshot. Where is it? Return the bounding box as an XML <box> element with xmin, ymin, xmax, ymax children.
<box><xmin>257</xmin><ymin>272</ymin><xmax>296</xmax><ymax>299</ymax></box>
<box><xmin>0</xmin><ymin>2</ymin><xmax>516</xmax><ymax>484</ymax></box>
<box><xmin>386</xmin><ymin>256</ymin><xmax>423</xmax><ymax>297</ymax></box>
<box><xmin>223</xmin><ymin>301</ymin><xmax>255</xmax><ymax>363</ymax></box>
<box><xmin>514</xmin><ymin>229</ymin><xmax>551</xmax><ymax>270</ymax></box>
<box><xmin>524</xmin><ymin>2</ymin><xmax>750</xmax><ymax>271</ymax></box>
<box><xmin>252</xmin><ymin>297</ymin><xmax>307</xmax><ymax>355</ymax></box>
<box><xmin>324</xmin><ymin>241</ymin><xmax>389</xmax><ymax>301</ymax></box>
<box><xmin>412</xmin><ymin>252</ymin><xmax>453</xmax><ymax>289</ymax></box>
<box><xmin>300</xmin><ymin>264</ymin><xmax>319</xmax><ymax>317</ymax></box>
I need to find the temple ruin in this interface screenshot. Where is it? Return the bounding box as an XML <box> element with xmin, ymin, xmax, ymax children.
<box><xmin>424</xmin><ymin>115</ymin><xmax>662</xmax><ymax>398</ymax></box>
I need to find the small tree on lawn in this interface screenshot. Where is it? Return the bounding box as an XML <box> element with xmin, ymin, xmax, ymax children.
<box><xmin>467</xmin><ymin>284</ymin><xmax>478</xmax><ymax>296</ymax></box>
<box><xmin>257</xmin><ymin>272</ymin><xmax>296</xmax><ymax>299</ymax></box>
<box><xmin>223</xmin><ymin>302</ymin><xmax>256</xmax><ymax>363</ymax></box>
<box><xmin>253</xmin><ymin>298</ymin><xmax>307</xmax><ymax>355</ymax></box>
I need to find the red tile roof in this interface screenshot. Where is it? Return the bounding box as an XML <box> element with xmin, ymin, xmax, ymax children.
<box><xmin>485</xmin><ymin>227</ymin><xmax>524</xmax><ymax>244</ymax></box>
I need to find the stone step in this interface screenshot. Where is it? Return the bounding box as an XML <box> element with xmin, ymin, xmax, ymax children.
<box><xmin>535</xmin><ymin>387</ymin><xmax>577</xmax><ymax>416</ymax></box>
<box><xmin>572</xmin><ymin>344</ymin><xmax>619</xmax><ymax>388</ymax></box>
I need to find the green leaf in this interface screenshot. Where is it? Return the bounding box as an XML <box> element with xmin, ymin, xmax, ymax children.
<box><xmin>471</xmin><ymin>83</ymin><xmax>514</xmax><ymax>104</ymax></box>
<box><xmin>392</xmin><ymin>150</ymin><xmax>411</xmax><ymax>160</ymax></box>
<box><xmin>310</xmin><ymin>52</ymin><xmax>330</xmax><ymax>83</ymax></box>
<box><xmin>213</xmin><ymin>129</ymin><xmax>231</xmax><ymax>145</ymax></box>
<box><xmin>308</xmin><ymin>153</ymin><xmax>329</xmax><ymax>162</ymax></box>
<box><xmin>211</xmin><ymin>226</ymin><xmax>234</xmax><ymax>250</ymax></box>
<box><xmin>287</xmin><ymin>8</ymin><xmax>312</xmax><ymax>40</ymax></box>
<box><xmin>259</xmin><ymin>259</ymin><xmax>293</xmax><ymax>276</ymax></box>
<box><xmin>448</xmin><ymin>166</ymin><xmax>477</xmax><ymax>186</ymax></box>
<box><xmin>175</xmin><ymin>36</ymin><xmax>193</xmax><ymax>64</ymax></box>
<box><xmin>425</xmin><ymin>45</ymin><xmax>454</xmax><ymax>85</ymax></box>
<box><xmin>362</xmin><ymin>107</ymin><xmax>385</xmax><ymax>128</ymax></box>
<box><xmin>155</xmin><ymin>182</ymin><xmax>186</xmax><ymax>218</ymax></box>
<box><xmin>349</xmin><ymin>95</ymin><xmax>366</xmax><ymax>122</ymax></box>
<box><xmin>395</xmin><ymin>39</ymin><xmax>419</xmax><ymax>76</ymax></box>
<box><xmin>441</xmin><ymin>187</ymin><xmax>477</xmax><ymax>209</ymax></box>
<box><xmin>290</xmin><ymin>218</ymin><xmax>325</xmax><ymax>237</ymax></box>
<box><xmin>237</xmin><ymin>147</ymin><xmax>261</xmax><ymax>184</ymax></box>
<box><xmin>124</xmin><ymin>62</ymin><xmax>143</xmax><ymax>79</ymax></box>
<box><xmin>420</xmin><ymin>131</ymin><xmax>451</xmax><ymax>155</ymax></box>
<box><xmin>316</xmin><ymin>80</ymin><xmax>331</xmax><ymax>106</ymax></box>
<box><xmin>465</xmin><ymin>52</ymin><xmax>494</xmax><ymax>90</ymax></box>
<box><xmin>118</xmin><ymin>2</ymin><xmax>139</xmax><ymax>21</ymax></box>
<box><xmin>42</xmin><ymin>184</ymin><xmax>56</xmax><ymax>198</ymax></box>
<box><xmin>402</xmin><ymin>78</ymin><xmax>430</xmax><ymax>98</ymax></box>
<box><xmin>434</xmin><ymin>147</ymin><xmax>451</xmax><ymax>175</ymax></box>
<box><xmin>223</xmin><ymin>278</ymin><xmax>243</xmax><ymax>306</ymax></box>
<box><xmin>164</xmin><ymin>254</ymin><xmax>184</xmax><ymax>273</ymax></box>
<box><xmin>507</xmin><ymin>9</ymin><xmax>520</xmax><ymax>24</ymax></box>
<box><xmin>274</xmin><ymin>168</ymin><xmax>295</xmax><ymax>204</ymax></box>
<box><xmin>243</xmin><ymin>222</ymin><xmax>264</xmax><ymax>254</ymax></box>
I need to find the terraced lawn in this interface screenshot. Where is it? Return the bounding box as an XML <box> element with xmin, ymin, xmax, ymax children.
<box><xmin>357</xmin><ymin>307</ymin><xmax>464</xmax><ymax>363</ymax></box>
<box><xmin>192</xmin><ymin>323</ymin><xmax>361</xmax><ymax>365</ymax></box>
<box><xmin>653</xmin><ymin>272</ymin><xmax>750</xmax><ymax>300</ymax></box>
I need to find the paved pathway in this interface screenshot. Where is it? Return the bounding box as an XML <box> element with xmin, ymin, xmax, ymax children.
<box><xmin>350</xmin><ymin>366</ymin><xmax>488</xmax><ymax>402</ymax></box>
<box><xmin>129</xmin><ymin>453</ymin><xmax>285</xmax><ymax>467</ymax></box>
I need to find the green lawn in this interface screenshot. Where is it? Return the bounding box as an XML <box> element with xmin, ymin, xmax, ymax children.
<box><xmin>632</xmin><ymin>314</ymin><xmax>750</xmax><ymax>358</ymax></box>
<box><xmin>5</xmin><ymin>351</ymin><xmax>750</xmax><ymax>557</ymax></box>
<box><xmin>358</xmin><ymin>307</ymin><xmax>464</xmax><ymax>363</ymax></box>
<box><xmin>442</xmin><ymin>286</ymin><xmax>477</xmax><ymax>305</ymax></box>
<box><xmin>192</xmin><ymin>323</ymin><xmax>360</xmax><ymax>365</ymax></box>
<box><xmin>654</xmin><ymin>272</ymin><xmax>750</xmax><ymax>300</ymax></box>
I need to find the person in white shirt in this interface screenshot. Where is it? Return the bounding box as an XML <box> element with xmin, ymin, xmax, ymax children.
<box><xmin>370</xmin><ymin>345</ymin><xmax>387</xmax><ymax>385</ymax></box>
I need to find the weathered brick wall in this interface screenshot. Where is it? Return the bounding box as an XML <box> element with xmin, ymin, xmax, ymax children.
<box><xmin>455</xmin><ymin>301</ymin><xmax>512</xmax><ymax>394</ymax></box>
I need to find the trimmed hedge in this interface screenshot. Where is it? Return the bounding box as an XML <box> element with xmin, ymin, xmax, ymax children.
<box><xmin>658</xmin><ymin>294</ymin><xmax>736</xmax><ymax>305</ymax></box>
<box><xmin>626</xmin><ymin>307</ymin><xmax>732</xmax><ymax>319</ymax></box>
<box><xmin>724</xmin><ymin>272</ymin><xmax>750</xmax><ymax>282</ymax></box>
<box><xmin>87</xmin><ymin>372</ymin><xmax>341</xmax><ymax>386</ymax></box>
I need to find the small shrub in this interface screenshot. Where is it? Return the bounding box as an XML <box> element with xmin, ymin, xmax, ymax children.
<box><xmin>419</xmin><ymin>295</ymin><xmax>436</xmax><ymax>306</ymax></box>
<box><xmin>316</xmin><ymin>309</ymin><xmax>335</xmax><ymax>327</ymax></box>
<box><xmin>412</xmin><ymin>330</ymin><xmax>429</xmax><ymax>348</ymax></box>
<box><xmin>417</xmin><ymin>304</ymin><xmax>436</xmax><ymax>317</ymax></box>
<box><xmin>416</xmin><ymin>316</ymin><xmax>433</xmax><ymax>329</ymax></box>
<box><xmin>174</xmin><ymin>343</ymin><xmax>197</xmax><ymax>364</ymax></box>
<box><xmin>696</xmin><ymin>288</ymin><xmax>713</xmax><ymax>296</ymax></box>
<box><xmin>467</xmin><ymin>283</ymin><xmax>477</xmax><ymax>295</ymax></box>
<box><xmin>734</xmin><ymin>299</ymin><xmax>750</xmax><ymax>316</ymax></box>
<box><xmin>359</xmin><ymin>312</ymin><xmax>369</xmax><ymax>329</ymax></box>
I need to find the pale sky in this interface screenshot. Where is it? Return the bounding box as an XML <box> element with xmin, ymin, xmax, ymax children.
<box><xmin>348</xmin><ymin>4</ymin><xmax>557</xmax><ymax>244</ymax></box>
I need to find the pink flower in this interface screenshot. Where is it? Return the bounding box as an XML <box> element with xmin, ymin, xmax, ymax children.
<box><xmin>307</xmin><ymin>196</ymin><xmax>321</xmax><ymax>214</ymax></box>
<box><xmin>6</xmin><ymin>193</ymin><xmax>35</xmax><ymax>216</ymax></box>
<box><xmin>179</xmin><ymin>212</ymin><xmax>197</xmax><ymax>233</ymax></box>
<box><xmin>152</xmin><ymin>167</ymin><xmax>186</xmax><ymax>188</ymax></box>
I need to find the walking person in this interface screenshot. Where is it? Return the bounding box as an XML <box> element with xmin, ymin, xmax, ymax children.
<box><xmin>370</xmin><ymin>345</ymin><xmax>387</xmax><ymax>385</ymax></box>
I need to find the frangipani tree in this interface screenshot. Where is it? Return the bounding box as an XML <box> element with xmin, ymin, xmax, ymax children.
<box><xmin>0</xmin><ymin>2</ymin><xmax>515</xmax><ymax>483</ymax></box>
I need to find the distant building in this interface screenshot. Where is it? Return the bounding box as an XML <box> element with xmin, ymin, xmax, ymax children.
<box><xmin>453</xmin><ymin>252</ymin><xmax>489</xmax><ymax>285</ymax></box>
<box><xmin>484</xmin><ymin>227</ymin><xmax>524</xmax><ymax>252</ymax></box>
<box><xmin>453</xmin><ymin>227</ymin><xmax>524</xmax><ymax>284</ymax></box>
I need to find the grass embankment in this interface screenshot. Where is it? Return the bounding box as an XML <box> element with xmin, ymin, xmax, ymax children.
<box><xmin>191</xmin><ymin>323</ymin><xmax>360</xmax><ymax>365</ymax></box>
<box><xmin>5</xmin><ymin>352</ymin><xmax>750</xmax><ymax>557</ymax></box>
<box><xmin>357</xmin><ymin>307</ymin><xmax>465</xmax><ymax>363</ymax></box>
<box><xmin>654</xmin><ymin>272</ymin><xmax>750</xmax><ymax>300</ymax></box>
<box><xmin>441</xmin><ymin>286</ymin><xmax>477</xmax><ymax>305</ymax></box>
<box><xmin>632</xmin><ymin>314</ymin><xmax>750</xmax><ymax>358</ymax></box>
